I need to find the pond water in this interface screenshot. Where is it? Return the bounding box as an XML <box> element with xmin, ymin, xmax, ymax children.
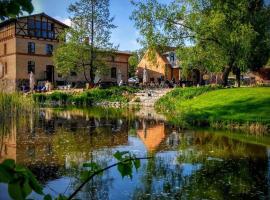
<box><xmin>1</xmin><ymin>107</ymin><xmax>270</xmax><ymax>199</ymax></box>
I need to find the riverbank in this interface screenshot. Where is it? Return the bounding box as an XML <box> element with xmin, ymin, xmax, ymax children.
<box><xmin>32</xmin><ymin>86</ymin><xmax>139</xmax><ymax>106</ymax></box>
<box><xmin>155</xmin><ymin>86</ymin><xmax>270</xmax><ymax>134</ymax></box>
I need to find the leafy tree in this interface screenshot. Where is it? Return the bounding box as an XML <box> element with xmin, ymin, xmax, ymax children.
<box><xmin>128</xmin><ymin>52</ymin><xmax>140</xmax><ymax>77</ymax></box>
<box><xmin>54</xmin><ymin>0</ymin><xmax>117</xmax><ymax>84</ymax></box>
<box><xmin>0</xmin><ymin>0</ymin><xmax>34</xmax><ymax>20</ymax></box>
<box><xmin>131</xmin><ymin>0</ymin><xmax>270</xmax><ymax>87</ymax></box>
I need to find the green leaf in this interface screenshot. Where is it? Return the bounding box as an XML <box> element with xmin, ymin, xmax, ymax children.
<box><xmin>82</xmin><ymin>162</ymin><xmax>99</xmax><ymax>169</ymax></box>
<box><xmin>15</xmin><ymin>165</ymin><xmax>27</xmax><ymax>173</ymax></box>
<box><xmin>0</xmin><ymin>165</ymin><xmax>13</xmax><ymax>183</ymax></box>
<box><xmin>44</xmin><ymin>194</ymin><xmax>53</xmax><ymax>200</ymax></box>
<box><xmin>8</xmin><ymin>181</ymin><xmax>24</xmax><ymax>200</ymax></box>
<box><xmin>114</xmin><ymin>151</ymin><xmax>129</xmax><ymax>161</ymax></box>
<box><xmin>117</xmin><ymin>163</ymin><xmax>133</xmax><ymax>179</ymax></box>
<box><xmin>56</xmin><ymin>194</ymin><xmax>68</xmax><ymax>200</ymax></box>
<box><xmin>133</xmin><ymin>159</ymin><xmax>141</xmax><ymax>171</ymax></box>
<box><xmin>27</xmin><ymin>170</ymin><xmax>43</xmax><ymax>195</ymax></box>
<box><xmin>22</xmin><ymin>180</ymin><xmax>32</xmax><ymax>198</ymax></box>
<box><xmin>2</xmin><ymin>159</ymin><xmax>15</xmax><ymax>169</ymax></box>
<box><xmin>80</xmin><ymin>171</ymin><xmax>91</xmax><ymax>182</ymax></box>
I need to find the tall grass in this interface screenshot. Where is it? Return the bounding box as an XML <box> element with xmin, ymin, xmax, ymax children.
<box><xmin>0</xmin><ymin>93</ymin><xmax>35</xmax><ymax>117</ymax></box>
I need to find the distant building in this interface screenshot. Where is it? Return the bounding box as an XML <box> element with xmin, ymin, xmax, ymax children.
<box><xmin>0</xmin><ymin>13</ymin><xmax>131</xmax><ymax>92</ymax></box>
<box><xmin>137</xmin><ymin>49</ymin><xmax>180</xmax><ymax>82</ymax></box>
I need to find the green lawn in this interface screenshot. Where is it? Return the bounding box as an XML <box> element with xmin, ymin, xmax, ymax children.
<box><xmin>156</xmin><ymin>87</ymin><xmax>270</xmax><ymax>125</ymax></box>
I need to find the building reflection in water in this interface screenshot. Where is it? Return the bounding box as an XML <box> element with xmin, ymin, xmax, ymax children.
<box><xmin>0</xmin><ymin>107</ymin><xmax>270</xmax><ymax>199</ymax></box>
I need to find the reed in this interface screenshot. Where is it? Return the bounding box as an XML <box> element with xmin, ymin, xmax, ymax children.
<box><xmin>0</xmin><ymin>93</ymin><xmax>35</xmax><ymax>117</ymax></box>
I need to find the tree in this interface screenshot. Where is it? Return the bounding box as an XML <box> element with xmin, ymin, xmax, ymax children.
<box><xmin>0</xmin><ymin>0</ymin><xmax>33</xmax><ymax>20</ymax></box>
<box><xmin>54</xmin><ymin>0</ymin><xmax>117</xmax><ymax>84</ymax></box>
<box><xmin>131</xmin><ymin>0</ymin><xmax>270</xmax><ymax>87</ymax></box>
<box><xmin>128</xmin><ymin>52</ymin><xmax>140</xmax><ymax>77</ymax></box>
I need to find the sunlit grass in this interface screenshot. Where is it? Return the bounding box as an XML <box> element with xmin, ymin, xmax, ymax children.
<box><xmin>156</xmin><ymin>87</ymin><xmax>270</xmax><ymax>132</ymax></box>
<box><xmin>0</xmin><ymin>93</ymin><xmax>35</xmax><ymax>117</ymax></box>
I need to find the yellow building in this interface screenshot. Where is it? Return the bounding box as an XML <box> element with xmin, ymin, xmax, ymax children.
<box><xmin>137</xmin><ymin>49</ymin><xmax>180</xmax><ymax>82</ymax></box>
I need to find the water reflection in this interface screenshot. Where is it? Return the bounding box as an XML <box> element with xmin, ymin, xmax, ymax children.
<box><xmin>0</xmin><ymin>107</ymin><xmax>270</xmax><ymax>199</ymax></box>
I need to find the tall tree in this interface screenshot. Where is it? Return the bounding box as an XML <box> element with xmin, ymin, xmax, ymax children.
<box><xmin>128</xmin><ymin>51</ymin><xmax>140</xmax><ymax>77</ymax></box>
<box><xmin>131</xmin><ymin>0</ymin><xmax>270</xmax><ymax>87</ymax></box>
<box><xmin>0</xmin><ymin>0</ymin><xmax>34</xmax><ymax>20</ymax></box>
<box><xmin>54</xmin><ymin>0</ymin><xmax>117</xmax><ymax>84</ymax></box>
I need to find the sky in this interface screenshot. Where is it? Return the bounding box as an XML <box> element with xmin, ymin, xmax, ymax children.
<box><xmin>31</xmin><ymin>0</ymin><xmax>141</xmax><ymax>51</ymax></box>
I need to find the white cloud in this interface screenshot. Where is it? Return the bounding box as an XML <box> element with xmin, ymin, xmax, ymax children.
<box><xmin>54</xmin><ymin>16</ymin><xmax>72</xmax><ymax>26</ymax></box>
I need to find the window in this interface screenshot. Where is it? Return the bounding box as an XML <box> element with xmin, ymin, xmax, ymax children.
<box><xmin>4</xmin><ymin>43</ymin><xmax>7</xmax><ymax>55</ymax></box>
<box><xmin>46</xmin><ymin>44</ymin><xmax>53</xmax><ymax>55</ymax></box>
<box><xmin>58</xmin><ymin>73</ymin><xmax>62</xmax><ymax>78</ymax></box>
<box><xmin>70</xmin><ymin>71</ymin><xmax>77</xmax><ymax>76</ymax></box>
<box><xmin>27</xmin><ymin>18</ymin><xmax>55</xmax><ymax>39</ymax></box>
<box><xmin>28</xmin><ymin>61</ymin><xmax>35</xmax><ymax>74</ymax></box>
<box><xmin>111</xmin><ymin>67</ymin><xmax>116</xmax><ymax>78</ymax></box>
<box><xmin>4</xmin><ymin>62</ymin><xmax>7</xmax><ymax>75</ymax></box>
<box><xmin>28</xmin><ymin>42</ymin><xmax>35</xmax><ymax>54</ymax></box>
<box><xmin>170</xmin><ymin>53</ymin><xmax>175</xmax><ymax>62</ymax></box>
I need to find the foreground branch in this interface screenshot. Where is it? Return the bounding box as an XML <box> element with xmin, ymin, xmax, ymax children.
<box><xmin>67</xmin><ymin>157</ymin><xmax>153</xmax><ymax>200</ymax></box>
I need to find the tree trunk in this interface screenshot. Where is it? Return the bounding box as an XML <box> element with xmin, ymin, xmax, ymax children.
<box><xmin>234</xmin><ymin>67</ymin><xmax>241</xmax><ymax>87</ymax></box>
<box><xmin>222</xmin><ymin>66</ymin><xmax>232</xmax><ymax>87</ymax></box>
<box><xmin>89</xmin><ymin>0</ymin><xmax>95</xmax><ymax>85</ymax></box>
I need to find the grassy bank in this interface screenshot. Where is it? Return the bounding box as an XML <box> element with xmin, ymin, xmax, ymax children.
<box><xmin>155</xmin><ymin>87</ymin><xmax>270</xmax><ymax>133</ymax></box>
<box><xmin>0</xmin><ymin>93</ymin><xmax>34</xmax><ymax>117</ymax></box>
<box><xmin>33</xmin><ymin>86</ymin><xmax>139</xmax><ymax>106</ymax></box>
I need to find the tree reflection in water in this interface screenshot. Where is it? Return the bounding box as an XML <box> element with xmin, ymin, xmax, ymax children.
<box><xmin>0</xmin><ymin>107</ymin><xmax>270</xmax><ymax>199</ymax></box>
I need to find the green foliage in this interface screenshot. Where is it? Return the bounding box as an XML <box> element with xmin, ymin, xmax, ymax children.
<box><xmin>128</xmin><ymin>52</ymin><xmax>140</xmax><ymax>77</ymax></box>
<box><xmin>0</xmin><ymin>0</ymin><xmax>33</xmax><ymax>20</ymax></box>
<box><xmin>0</xmin><ymin>151</ymin><xmax>146</xmax><ymax>200</ymax></box>
<box><xmin>80</xmin><ymin>163</ymin><xmax>102</xmax><ymax>181</ymax></box>
<box><xmin>53</xmin><ymin>0</ymin><xmax>117</xmax><ymax>83</ymax></box>
<box><xmin>0</xmin><ymin>93</ymin><xmax>35</xmax><ymax>118</ymax></box>
<box><xmin>32</xmin><ymin>86</ymin><xmax>139</xmax><ymax>106</ymax></box>
<box><xmin>113</xmin><ymin>151</ymin><xmax>141</xmax><ymax>178</ymax></box>
<box><xmin>131</xmin><ymin>0</ymin><xmax>270</xmax><ymax>86</ymax></box>
<box><xmin>0</xmin><ymin>159</ymin><xmax>43</xmax><ymax>200</ymax></box>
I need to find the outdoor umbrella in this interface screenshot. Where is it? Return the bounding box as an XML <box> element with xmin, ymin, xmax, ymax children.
<box><xmin>143</xmin><ymin>67</ymin><xmax>148</xmax><ymax>84</ymax></box>
<box><xmin>29</xmin><ymin>71</ymin><xmax>35</xmax><ymax>91</ymax></box>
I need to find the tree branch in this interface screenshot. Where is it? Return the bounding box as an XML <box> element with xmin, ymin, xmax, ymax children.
<box><xmin>67</xmin><ymin>157</ymin><xmax>153</xmax><ymax>200</ymax></box>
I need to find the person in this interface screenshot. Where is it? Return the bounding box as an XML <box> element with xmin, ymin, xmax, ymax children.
<box><xmin>45</xmin><ymin>81</ymin><xmax>50</xmax><ymax>92</ymax></box>
<box><xmin>119</xmin><ymin>79</ymin><xmax>123</xmax><ymax>86</ymax></box>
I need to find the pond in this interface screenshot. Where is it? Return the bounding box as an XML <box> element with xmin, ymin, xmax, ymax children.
<box><xmin>1</xmin><ymin>106</ymin><xmax>270</xmax><ymax>199</ymax></box>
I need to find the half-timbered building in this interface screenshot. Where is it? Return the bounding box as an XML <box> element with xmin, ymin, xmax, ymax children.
<box><xmin>0</xmin><ymin>13</ymin><xmax>131</xmax><ymax>92</ymax></box>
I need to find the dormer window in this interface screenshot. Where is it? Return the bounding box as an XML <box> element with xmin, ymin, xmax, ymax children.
<box><xmin>170</xmin><ymin>52</ymin><xmax>175</xmax><ymax>62</ymax></box>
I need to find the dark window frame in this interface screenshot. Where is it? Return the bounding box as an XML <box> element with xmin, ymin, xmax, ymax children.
<box><xmin>111</xmin><ymin>67</ymin><xmax>117</xmax><ymax>78</ymax></box>
<box><xmin>28</xmin><ymin>42</ymin><xmax>35</xmax><ymax>54</ymax></box>
<box><xmin>4</xmin><ymin>43</ymin><xmax>7</xmax><ymax>55</ymax></box>
<box><xmin>28</xmin><ymin>61</ymin><xmax>35</xmax><ymax>74</ymax></box>
<box><xmin>46</xmin><ymin>44</ymin><xmax>53</xmax><ymax>55</ymax></box>
<box><xmin>4</xmin><ymin>62</ymin><xmax>7</xmax><ymax>75</ymax></box>
<box><xmin>27</xmin><ymin>16</ymin><xmax>55</xmax><ymax>39</ymax></box>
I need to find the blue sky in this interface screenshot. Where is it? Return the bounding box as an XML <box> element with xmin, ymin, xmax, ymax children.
<box><xmin>32</xmin><ymin>0</ymin><xmax>141</xmax><ymax>51</ymax></box>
